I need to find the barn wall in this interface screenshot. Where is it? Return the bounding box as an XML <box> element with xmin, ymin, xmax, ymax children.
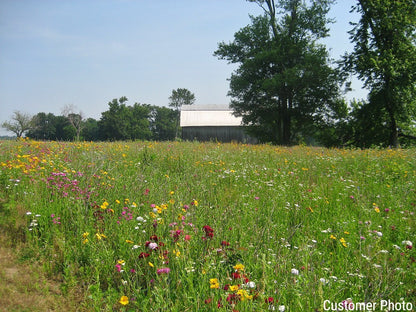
<box><xmin>181</xmin><ymin>126</ymin><xmax>257</xmax><ymax>144</ymax></box>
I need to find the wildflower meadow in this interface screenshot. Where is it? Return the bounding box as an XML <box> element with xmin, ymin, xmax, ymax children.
<box><xmin>0</xmin><ymin>139</ymin><xmax>415</xmax><ymax>311</ymax></box>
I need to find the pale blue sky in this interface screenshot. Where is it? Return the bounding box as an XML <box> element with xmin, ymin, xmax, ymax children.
<box><xmin>0</xmin><ymin>0</ymin><xmax>365</xmax><ymax>134</ymax></box>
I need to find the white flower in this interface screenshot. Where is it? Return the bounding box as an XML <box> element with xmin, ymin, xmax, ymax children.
<box><xmin>132</xmin><ymin>245</ymin><xmax>140</xmax><ymax>249</ymax></box>
<box><xmin>375</xmin><ymin>231</ymin><xmax>383</xmax><ymax>237</ymax></box>
<box><xmin>291</xmin><ymin>268</ymin><xmax>299</xmax><ymax>275</ymax></box>
<box><xmin>246</xmin><ymin>281</ymin><xmax>256</xmax><ymax>288</ymax></box>
<box><xmin>319</xmin><ymin>278</ymin><xmax>327</xmax><ymax>284</ymax></box>
<box><xmin>278</xmin><ymin>305</ymin><xmax>285</xmax><ymax>312</ymax></box>
<box><xmin>402</xmin><ymin>240</ymin><xmax>413</xmax><ymax>247</ymax></box>
<box><xmin>26</xmin><ymin>211</ymin><xmax>32</xmax><ymax>215</ymax></box>
<box><xmin>148</xmin><ymin>242</ymin><xmax>158</xmax><ymax>250</ymax></box>
<box><xmin>136</xmin><ymin>216</ymin><xmax>145</xmax><ymax>222</ymax></box>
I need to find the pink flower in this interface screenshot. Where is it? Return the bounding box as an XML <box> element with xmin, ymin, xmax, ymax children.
<box><xmin>148</xmin><ymin>242</ymin><xmax>158</xmax><ymax>250</ymax></box>
<box><xmin>157</xmin><ymin>267</ymin><xmax>171</xmax><ymax>275</ymax></box>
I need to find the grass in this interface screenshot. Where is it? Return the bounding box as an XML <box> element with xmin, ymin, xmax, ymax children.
<box><xmin>0</xmin><ymin>139</ymin><xmax>415</xmax><ymax>311</ymax></box>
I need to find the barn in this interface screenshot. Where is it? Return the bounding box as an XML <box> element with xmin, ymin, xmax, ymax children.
<box><xmin>180</xmin><ymin>104</ymin><xmax>257</xmax><ymax>143</ymax></box>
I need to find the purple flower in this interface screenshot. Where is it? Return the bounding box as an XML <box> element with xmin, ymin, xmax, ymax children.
<box><xmin>157</xmin><ymin>267</ymin><xmax>171</xmax><ymax>275</ymax></box>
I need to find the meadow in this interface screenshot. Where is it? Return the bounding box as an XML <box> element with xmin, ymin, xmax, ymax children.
<box><xmin>0</xmin><ymin>139</ymin><xmax>415</xmax><ymax>311</ymax></box>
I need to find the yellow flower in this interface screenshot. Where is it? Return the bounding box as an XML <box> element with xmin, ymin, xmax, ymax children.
<box><xmin>119</xmin><ymin>295</ymin><xmax>129</xmax><ymax>305</ymax></box>
<box><xmin>170</xmin><ymin>191</ymin><xmax>175</xmax><ymax>195</ymax></box>
<box><xmin>82</xmin><ymin>232</ymin><xmax>89</xmax><ymax>238</ymax></box>
<box><xmin>148</xmin><ymin>262</ymin><xmax>154</xmax><ymax>268</ymax></box>
<box><xmin>125</xmin><ymin>240</ymin><xmax>134</xmax><ymax>244</ymax></box>
<box><xmin>374</xmin><ymin>207</ymin><xmax>380</xmax><ymax>213</ymax></box>
<box><xmin>237</xmin><ymin>289</ymin><xmax>253</xmax><ymax>300</ymax></box>
<box><xmin>339</xmin><ymin>237</ymin><xmax>347</xmax><ymax>248</ymax></box>
<box><xmin>115</xmin><ymin>199</ymin><xmax>120</xmax><ymax>204</ymax></box>
<box><xmin>229</xmin><ymin>285</ymin><xmax>239</xmax><ymax>291</ymax></box>
<box><xmin>233</xmin><ymin>263</ymin><xmax>245</xmax><ymax>272</ymax></box>
<box><xmin>82</xmin><ymin>239</ymin><xmax>88</xmax><ymax>244</ymax></box>
<box><xmin>209</xmin><ymin>278</ymin><xmax>219</xmax><ymax>289</ymax></box>
<box><xmin>330</xmin><ymin>234</ymin><xmax>337</xmax><ymax>240</ymax></box>
<box><xmin>100</xmin><ymin>201</ymin><xmax>109</xmax><ymax>209</ymax></box>
<box><xmin>95</xmin><ymin>233</ymin><xmax>106</xmax><ymax>240</ymax></box>
<box><xmin>117</xmin><ymin>259</ymin><xmax>125</xmax><ymax>265</ymax></box>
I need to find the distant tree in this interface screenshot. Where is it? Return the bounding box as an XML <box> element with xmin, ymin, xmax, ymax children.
<box><xmin>98</xmin><ymin>97</ymin><xmax>130</xmax><ymax>140</ymax></box>
<box><xmin>1</xmin><ymin>111</ymin><xmax>33</xmax><ymax>138</ymax></box>
<box><xmin>128</xmin><ymin>103</ymin><xmax>152</xmax><ymax>140</ymax></box>
<box><xmin>151</xmin><ymin>106</ymin><xmax>177</xmax><ymax>141</ymax></box>
<box><xmin>342</xmin><ymin>0</ymin><xmax>416</xmax><ymax>147</ymax></box>
<box><xmin>28</xmin><ymin>112</ymin><xmax>56</xmax><ymax>140</ymax></box>
<box><xmin>62</xmin><ymin>104</ymin><xmax>84</xmax><ymax>141</ymax></box>
<box><xmin>98</xmin><ymin>97</ymin><xmax>154</xmax><ymax>141</ymax></box>
<box><xmin>82</xmin><ymin>118</ymin><xmax>99</xmax><ymax>141</ymax></box>
<box><xmin>215</xmin><ymin>0</ymin><xmax>345</xmax><ymax>145</ymax></box>
<box><xmin>169</xmin><ymin>88</ymin><xmax>195</xmax><ymax>138</ymax></box>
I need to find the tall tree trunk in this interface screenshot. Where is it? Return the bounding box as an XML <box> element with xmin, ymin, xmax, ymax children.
<box><xmin>388</xmin><ymin>109</ymin><xmax>398</xmax><ymax>148</ymax></box>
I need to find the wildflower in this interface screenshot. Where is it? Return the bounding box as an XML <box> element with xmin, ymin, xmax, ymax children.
<box><xmin>221</xmin><ymin>240</ymin><xmax>230</xmax><ymax>246</ymax></box>
<box><xmin>229</xmin><ymin>285</ymin><xmax>239</xmax><ymax>291</ymax></box>
<box><xmin>148</xmin><ymin>242</ymin><xmax>158</xmax><ymax>250</ymax></box>
<box><xmin>291</xmin><ymin>268</ymin><xmax>299</xmax><ymax>275</ymax></box>
<box><xmin>339</xmin><ymin>237</ymin><xmax>348</xmax><ymax>247</ymax></box>
<box><xmin>374</xmin><ymin>207</ymin><xmax>380</xmax><ymax>213</ymax></box>
<box><xmin>95</xmin><ymin>233</ymin><xmax>106</xmax><ymax>240</ymax></box>
<box><xmin>233</xmin><ymin>263</ymin><xmax>245</xmax><ymax>272</ymax></box>
<box><xmin>148</xmin><ymin>262</ymin><xmax>154</xmax><ymax>267</ymax></box>
<box><xmin>278</xmin><ymin>305</ymin><xmax>286</xmax><ymax>312</ymax></box>
<box><xmin>402</xmin><ymin>240</ymin><xmax>413</xmax><ymax>247</ymax></box>
<box><xmin>138</xmin><ymin>252</ymin><xmax>150</xmax><ymax>258</ymax></box>
<box><xmin>125</xmin><ymin>239</ymin><xmax>134</xmax><ymax>244</ymax></box>
<box><xmin>210</xmin><ymin>278</ymin><xmax>220</xmax><ymax>289</ymax></box>
<box><xmin>136</xmin><ymin>216</ymin><xmax>145</xmax><ymax>222</ymax></box>
<box><xmin>203</xmin><ymin>225</ymin><xmax>214</xmax><ymax>239</ymax></box>
<box><xmin>157</xmin><ymin>267</ymin><xmax>171</xmax><ymax>275</ymax></box>
<box><xmin>237</xmin><ymin>289</ymin><xmax>253</xmax><ymax>300</ymax></box>
<box><xmin>330</xmin><ymin>234</ymin><xmax>337</xmax><ymax>240</ymax></box>
<box><xmin>100</xmin><ymin>201</ymin><xmax>109</xmax><ymax>209</ymax></box>
<box><xmin>184</xmin><ymin>234</ymin><xmax>191</xmax><ymax>241</ymax></box>
<box><xmin>82</xmin><ymin>232</ymin><xmax>89</xmax><ymax>238</ymax></box>
<box><xmin>265</xmin><ymin>297</ymin><xmax>274</xmax><ymax>304</ymax></box>
<box><xmin>246</xmin><ymin>281</ymin><xmax>256</xmax><ymax>288</ymax></box>
<box><xmin>119</xmin><ymin>296</ymin><xmax>129</xmax><ymax>305</ymax></box>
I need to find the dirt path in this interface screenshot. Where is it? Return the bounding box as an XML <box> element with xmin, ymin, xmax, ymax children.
<box><xmin>0</xmin><ymin>234</ymin><xmax>80</xmax><ymax>312</ymax></box>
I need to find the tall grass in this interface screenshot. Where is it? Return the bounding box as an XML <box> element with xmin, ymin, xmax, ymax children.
<box><xmin>0</xmin><ymin>139</ymin><xmax>415</xmax><ymax>311</ymax></box>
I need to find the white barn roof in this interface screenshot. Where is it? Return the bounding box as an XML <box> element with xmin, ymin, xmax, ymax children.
<box><xmin>180</xmin><ymin>104</ymin><xmax>243</xmax><ymax>127</ymax></box>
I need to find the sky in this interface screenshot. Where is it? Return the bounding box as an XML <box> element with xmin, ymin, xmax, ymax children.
<box><xmin>0</xmin><ymin>0</ymin><xmax>366</xmax><ymax>135</ymax></box>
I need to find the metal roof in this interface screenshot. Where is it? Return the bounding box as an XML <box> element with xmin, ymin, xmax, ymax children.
<box><xmin>180</xmin><ymin>105</ymin><xmax>243</xmax><ymax>127</ymax></box>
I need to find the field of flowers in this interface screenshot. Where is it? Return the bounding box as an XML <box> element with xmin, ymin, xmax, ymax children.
<box><xmin>0</xmin><ymin>139</ymin><xmax>415</xmax><ymax>311</ymax></box>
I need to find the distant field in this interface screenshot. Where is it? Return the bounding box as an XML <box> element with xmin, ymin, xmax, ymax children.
<box><xmin>0</xmin><ymin>139</ymin><xmax>415</xmax><ymax>311</ymax></box>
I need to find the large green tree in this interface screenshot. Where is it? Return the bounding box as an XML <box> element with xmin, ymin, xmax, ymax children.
<box><xmin>168</xmin><ymin>88</ymin><xmax>195</xmax><ymax>139</ymax></box>
<box><xmin>343</xmin><ymin>0</ymin><xmax>416</xmax><ymax>147</ymax></box>
<box><xmin>215</xmin><ymin>0</ymin><xmax>345</xmax><ymax>145</ymax></box>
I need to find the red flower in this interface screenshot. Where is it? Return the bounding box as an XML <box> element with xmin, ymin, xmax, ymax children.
<box><xmin>221</xmin><ymin>240</ymin><xmax>230</xmax><ymax>246</ymax></box>
<box><xmin>202</xmin><ymin>225</ymin><xmax>214</xmax><ymax>239</ymax></box>
<box><xmin>232</xmin><ymin>272</ymin><xmax>241</xmax><ymax>279</ymax></box>
<box><xmin>265</xmin><ymin>297</ymin><xmax>274</xmax><ymax>303</ymax></box>
<box><xmin>138</xmin><ymin>252</ymin><xmax>150</xmax><ymax>258</ymax></box>
<box><xmin>226</xmin><ymin>293</ymin><xmax>240</xmax><ymax>305</ymax></box>
<box><xmin>205</xmin><ymin>298</ymin><xmax>212</xmax><ymax>304</ymax></box>
<box><xmin>149</xmin><ymin>235</ymin><xmax>159</xmax><ymax>241</ymax></box>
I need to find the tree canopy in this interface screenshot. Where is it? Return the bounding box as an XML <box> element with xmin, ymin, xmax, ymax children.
<box><xmin>215</xmin><ymin>0</ymin><xmax>346</xmax><ymax>145</ymax></box>
<box><xmin>342</xmin><ymin>0</ymin><xmax>416</xmax><ymax>147</ymax></box>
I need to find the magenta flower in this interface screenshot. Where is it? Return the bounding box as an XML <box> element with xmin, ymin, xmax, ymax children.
<box><xmin>157</xmin><ymin>267</ymin><xmax>171</xmax><ymax>275</ymax></box>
